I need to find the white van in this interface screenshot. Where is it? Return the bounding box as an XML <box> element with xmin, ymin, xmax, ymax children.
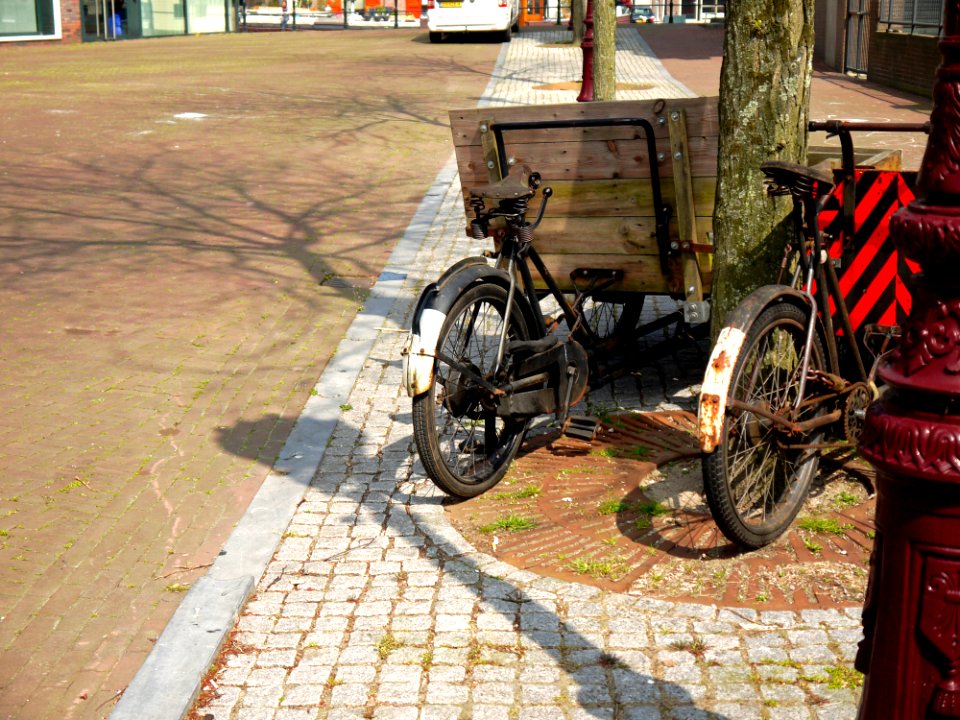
<box><xmin>426</xmin><ymin>0</ymin><xmax>520</xmax><ymax>42</ymax></box>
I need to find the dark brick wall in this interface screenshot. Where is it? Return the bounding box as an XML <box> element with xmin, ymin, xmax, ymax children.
<box><xmin>868</xmin><ymin>30</ymin><xmax>939</xmax><ymax>98</ymax></box>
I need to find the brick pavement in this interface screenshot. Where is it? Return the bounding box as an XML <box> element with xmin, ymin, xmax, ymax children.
<box><xmin>0</xmin><ymin>32</ymin><xmax>503</xmax><ymax>720</ymax></box>
<box><xmin>178</xmin><ymin>27</ymin><xmax>936</xmax><ymax>720</ymax></box>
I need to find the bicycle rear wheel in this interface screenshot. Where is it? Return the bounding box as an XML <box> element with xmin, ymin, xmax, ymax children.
<box><xmin>703</xmin><ymin>302</ymin><xmax>825</xmax><ymax>548</ymax></box>
<box><xmin>412</xmin><ymin>283</ymin><xmax>532</xmax><ymax>498</ymax></box>
<box><xmin>579</xmin><ymin>297</ymin><xmax>644</xmax><ymax>341</ymax></box>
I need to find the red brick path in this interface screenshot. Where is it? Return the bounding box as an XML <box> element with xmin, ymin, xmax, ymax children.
<box><xmin>0</xmin><ymin>31</ymin><xmax>501</xmax><ymax>720</ymax></box>
<box><xmin>448</xmin><ymin>413</ymin><xmax>877</xmax><ymax>610</ymax></box>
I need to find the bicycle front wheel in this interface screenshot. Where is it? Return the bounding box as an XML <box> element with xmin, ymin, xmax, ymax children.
<box><xmin>412</xmin><ymin>283</ymin><xmax>532</xmax><ymax>498</ymax></box>
<box><xmin>703</xmin><ymin>302</ymin><xmax>825</xmax><ymax>548</ymax></box>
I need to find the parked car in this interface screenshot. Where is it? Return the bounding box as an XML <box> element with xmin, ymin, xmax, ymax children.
<box><xmin>426</xmin><ymin>0</ymin><xmax>520</xmax><ymax>42</ymax></box>
<box><xmin>630</xmin><ymin>5</ymin><xmax>656</xmax><ymax>22</ymax></box>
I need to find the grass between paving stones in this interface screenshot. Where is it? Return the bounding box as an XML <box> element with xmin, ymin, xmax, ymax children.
<box><xmin>491</xmin><ymin>484</ymin><xmax>543</xmax><ymax>501</ymax></box>
<box><xmin>791</xmin><ymin>663</ymin><xmax>864</xmax><ymax>691</ymax></box>
<box><xmin>376</xmin><ymin>632</ymin><xmax>403</xmax><ymax>659</ymax></box>
<box><xmin>478</xmin><ymin>514</ymin><xmax>538</xmax><ymax>533</ymax></box>
<box><xmin>751</xmin><ymin>660</ymin><xmax>863</xmax><ymax>705</ymax></box>
<box><xmin>797</xmin><ymin>516</ymin><xmax>855</xmax><ymax>536</ymax></box>
<box><xmin>567</xmin><ymin>554</ymin><xmax>629</xmax><ymax>581</ymax></box>
<box><xmin>466</xmin><ymin>638</ymin><xmax>524</xmax><ymax>668</ymax></box>
<box><xmin>669</xmin><ymin>635</ymin><xmax>708</xmax><ymax>660</ymax></box>
<box><xmin>596</xmin><ymin>497</ymin><xmax>670</xmax><ymax>533</ymax></box>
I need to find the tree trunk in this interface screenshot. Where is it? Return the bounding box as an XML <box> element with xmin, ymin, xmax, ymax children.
<box><xmin>710</xmin><ymin>0</ymin><xmax>815</xmax><ymax>334</ymax></box>
<box><xmin>572</xmin><ymin>0</ymin><xmax>584</xmax><ymax>44</ymax></box>
<box><xmin>592</xmin><ymin>0</ymin><xmax>616</xmax><ymax>100</ymax></box>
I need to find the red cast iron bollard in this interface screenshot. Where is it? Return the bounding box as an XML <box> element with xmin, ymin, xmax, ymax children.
<box><xmin>576</xmin><ymin>0</ymin><xmax>594</xmax><ymax>102</ymax></box>
<box><xmin>857</xmin><ymin>3</ymin><xmax>960</xmax><ymax>716</ymax></box>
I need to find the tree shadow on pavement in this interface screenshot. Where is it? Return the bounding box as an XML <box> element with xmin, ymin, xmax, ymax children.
<box><xmin>213</xmin><ymin>406</ymin><xmax>733</xmax><ymax>718</ymax></box>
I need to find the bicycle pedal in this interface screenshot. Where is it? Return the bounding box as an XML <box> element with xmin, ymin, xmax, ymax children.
<box><xmin>563</xmin><ymin>415</ymin><xmax>599</xmax><ymax>442</ymax></box>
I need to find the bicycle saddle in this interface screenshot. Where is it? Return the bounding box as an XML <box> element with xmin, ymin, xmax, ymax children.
<box><xmin>761</xmin><ymin>160</ymin><xmax>834</xmax><ymax>198</ymax></box>
<box><xmin>470</xmin><ymin>165</ymin><xmax>540</xmax><ymax>201</ymax></box>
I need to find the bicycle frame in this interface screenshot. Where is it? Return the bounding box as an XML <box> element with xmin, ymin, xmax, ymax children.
<box><xmin>488</xmin><ymin>197</ymin><xmax>656</xmax><ymax>393</ymax></box>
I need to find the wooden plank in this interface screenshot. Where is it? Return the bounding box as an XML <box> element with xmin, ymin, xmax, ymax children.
<box><xmin>667</xmin><ymin>108</ymin><xmax>704</xmax><ymax>303</ymax></box>
<box><xmin>858</xmin><ymin>148</ymin><xmax>903</xmax><ymax>170</ymax></box>
<box><xmin>460</xmin><ymin>177</ymin><xmax>717</xmax><ymax>219</ymax></box>
<box><xmin>807</xmin><ymin>146</ymin><xmax>903</xmax><ymax>171</ymax></box>
<box><xmin>454</xmin><ymin>137</ymin><xmax>718</xmax><ymax>184</ymax></box>
<box><xmin>527</xmin><ymin>254</ymin><xmax>680</xmax><ymax>294</ymax></box>
<box><xmin>520</xmin><ymin>253</ymin><xmax>714</xmax><ymax>294</ymax></box>
<box><xmin>448</xmin><ymin>97</ymin><xmax>720</xmax><ymax>147</ymax></box>
<box><xmin>530</xmin><ymin>216</ymin><xmax>714</xmax><ymax>256</ymax></box>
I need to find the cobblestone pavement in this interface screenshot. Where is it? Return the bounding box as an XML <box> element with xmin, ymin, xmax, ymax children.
<box><xmin>188</xmin><ymin>29</ymin><xmax>867</xmax><ymax>720</ymax></box>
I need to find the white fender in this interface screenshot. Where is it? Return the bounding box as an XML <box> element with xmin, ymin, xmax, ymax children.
<box><xmin>402</xmin><ymin>308</ymin><xmax>447</xmax><ymax>397</ymax></box>
<box><xmin>698</xmin><ymin>325</ymin><xmax>747</xmax><ymax>453</ymax></box>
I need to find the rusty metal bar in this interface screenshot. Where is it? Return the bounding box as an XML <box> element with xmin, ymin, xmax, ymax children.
<box><xmin>726</xmin><ymin>397</ymin><xmax>843</xmax><ymax>434</ymax></box>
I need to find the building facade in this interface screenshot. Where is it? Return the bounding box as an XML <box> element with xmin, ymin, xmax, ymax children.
<box><xmin>2</xmin><ymin>0</ymin><xmax>240</xmax><ymax>43</ymax></box>
<box><xmin>815</xmin><ymin>0</ymin><xmax>943</xmax><ymax>97</ymax></box>
<box><xmin>870</xmin><ymin>0</ymin><xmax>942</xmax><ymax>95</ymax></box>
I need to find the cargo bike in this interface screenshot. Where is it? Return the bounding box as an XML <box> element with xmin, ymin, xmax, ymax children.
<box><xmin>402</xmin><ymin>97</ymin><xmax>718</xmax><ymax>498</ymax></box>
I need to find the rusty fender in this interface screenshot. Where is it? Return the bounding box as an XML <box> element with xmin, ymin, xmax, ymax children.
<box><xmin>698</xmin><ymin>286</ymin><xmax>813</xmax><ymax>453</ymax></box>
<box><xmin>699</xmin><ymin>326</ymin><xmax>746</xmax><ymax>453</ymax></box>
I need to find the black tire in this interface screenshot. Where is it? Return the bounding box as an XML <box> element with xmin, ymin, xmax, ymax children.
<box><xmin>429</xmin><ymin>30</ymin><xmax>441</xmax><ymax>43</ymax></box>
<box><xmin>501</xmin><ymin>25</ymin><xmax>512</xmax><ymax>42</ymax></box>
<box><xmin>702</xmin><ymin>302</ymin><xmax>825</xmax><ymax>549</ymax></box>
<box><xmin>412</xmin><ymin>283</ymin><xmax>532</xmax><ymax>498</ymax></box>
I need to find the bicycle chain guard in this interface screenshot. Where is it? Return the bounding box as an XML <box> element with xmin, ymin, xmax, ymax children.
<box><xmin>496</xmin><ymin>337</ymin><xmax>588</xmax><ymax>420</ymax></box>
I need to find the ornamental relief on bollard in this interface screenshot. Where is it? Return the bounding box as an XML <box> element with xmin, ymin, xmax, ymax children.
<box><xmin>921</xmin><ymin>554</ymin><xmax>960</xmax><ymax>717</ymax></box>
<box><xmin>889</xmin><ymin>209</ymin><xmax>960</xmax><ymax>268</ymax></box>
<box><xmin>894</xmin><ymin>297</ymin><xmax>960</xmax><ymax>377</ymax></box>
<box><xmin>859</xmin><ymin>406</ymin><xmax>960</xmax><ymax>480</ymax></box>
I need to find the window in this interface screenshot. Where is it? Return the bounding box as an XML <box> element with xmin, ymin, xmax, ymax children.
<box><xmin>878</xmin><ymin>0</ymin><xmax>943</xmax><ymax>36</ymax></box>
<box><xmin>0</xmin><ymin>0</ymin><xmax>57</xmax><ymax>37</ymax></box>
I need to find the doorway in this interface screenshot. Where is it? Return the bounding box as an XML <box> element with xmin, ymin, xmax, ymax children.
<box><xmin>520</xmin><ymin>0</ymin><xmax>543</xmax><ymax>24</ymax></box>
<box><xmin>82</xmin><ymin>0</ymin><xmax>143</xmax><ymax>39</ymax></box>
<box><xmin>845</xmin><ymin>0</ymin><xmax>869</xmax><ymax>75</ymax></box>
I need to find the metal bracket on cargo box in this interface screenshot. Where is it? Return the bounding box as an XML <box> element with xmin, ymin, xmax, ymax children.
<box><xmin>667</xmin><ymin>108</ymin><xmax>705</xmax><ymax>307</ymax></box>
<box><xmin>683</xmin><ymin>300</ymin><xmax>711</xmax><ymax>325</ymax></box>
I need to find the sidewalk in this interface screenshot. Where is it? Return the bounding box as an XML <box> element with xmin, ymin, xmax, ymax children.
<box><xmin>121</xmin><ymin>28</ymin><xmax>932</xmax><ymax>720</ymax></box>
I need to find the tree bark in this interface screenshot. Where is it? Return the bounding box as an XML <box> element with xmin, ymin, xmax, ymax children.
<box><xmin>592</xmin><ymin>0</ymin><xmax>616</xmax><ymax>100</ymax></box>
<box><xmin>711</xmin><ymin>0</ymin><xmax>815</xmax><ymax>334</ymax></box>
<box><xmin>572</xmin><ymin>0</ymin><xmax>585</xmax><ymax>44</ymax></box>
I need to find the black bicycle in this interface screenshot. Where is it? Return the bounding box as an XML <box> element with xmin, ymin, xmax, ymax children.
<box><xmin>697</xmin><ymin>120</ymin><xmax>928</xmax><ymax>548</ymax></box>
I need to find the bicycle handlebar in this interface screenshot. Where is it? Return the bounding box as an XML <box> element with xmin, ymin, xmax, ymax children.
<box><xmin>809</xmin><ymin>120</ymin><xmax>930</xmax><ymax>134</ymax></box>
<box><xmin>529</xmin><ymin>187</ymin><xmax>553</xmax><ymax>231</ymax></box>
